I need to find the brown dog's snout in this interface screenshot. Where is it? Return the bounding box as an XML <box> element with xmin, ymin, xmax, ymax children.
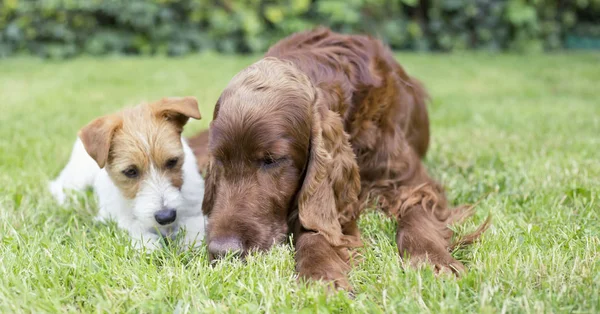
<box><xmin>208</xmin><ymin>236</ymin><xmax>244</xmax><ymax>260</ymax></box>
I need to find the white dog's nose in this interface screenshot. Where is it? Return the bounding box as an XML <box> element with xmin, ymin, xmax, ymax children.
<box><xmin>155</xmin><ymin>209</ymin><xmax>177</xmax><ymax>225</ymax></box>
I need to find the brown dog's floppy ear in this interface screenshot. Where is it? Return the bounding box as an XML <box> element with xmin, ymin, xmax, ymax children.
<box><xmin>201</xmin><ymin>161</ymin><xmax>217</xmax><ymax>216</ymax></box>
<box><xmin>296</xmin><ymin>92</ymin><xmax>361</xmax><ymax>248</ymax></box>
<box><xmin>153</xmin><ymin>96</ymin><xmax>202</xmax><ymax>131</ymax></box>
<box><xmin>78</xmin><ymin>115</ymin><xmax>123</xmax><ymax>169</ymax></box>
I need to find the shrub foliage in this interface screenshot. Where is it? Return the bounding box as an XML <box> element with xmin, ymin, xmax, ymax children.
<box><xmin>1</xmin><ymin>0</ymin><xmax>599</xmax><ymax>58</ymax></box>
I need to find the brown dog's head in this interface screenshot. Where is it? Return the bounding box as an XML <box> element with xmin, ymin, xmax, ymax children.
<box><xmin>203</xmin><ymin>58</ymin><xmax>360</xmax><ymax>259</ymax></box>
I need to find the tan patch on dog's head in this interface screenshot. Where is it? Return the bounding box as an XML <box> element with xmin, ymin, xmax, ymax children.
<box><xmin>79</xmin><ymin>97</ymin><xmax>201</xmax><ymax>199</ymax></box>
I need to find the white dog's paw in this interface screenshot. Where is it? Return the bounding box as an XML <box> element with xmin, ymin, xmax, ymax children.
<box><xmin>180</xmin><ymin>232</ymin><xmax>204</xmax><ymax>252</ymax></box>
<box><xmin>131</xmin><ymin>233</ymin><xmax>163</xmax><ymax>252</ymax></box>
<box><xmin>177</xmin><ymin>216</ymin><xmax>206</xmax><ymax>251</ymax></box>
<box><xmin>93</xmin><ymin>215</ymin><xmax>108</xmax><ymax>223</ymax></box>
<box><xmin>48</xmin><ymin>180</ymin><xmax>67</xmax><ymax>205</ymax></box>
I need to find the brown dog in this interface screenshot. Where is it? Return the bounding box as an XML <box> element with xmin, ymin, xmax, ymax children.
<box><xmin>198</xmin><ymin>28</ymin><xmax>489</xmax><ymax>290</ymax></box>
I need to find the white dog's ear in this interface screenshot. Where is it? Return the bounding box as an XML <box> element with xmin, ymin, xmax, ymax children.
<box><xmin>78</xmin><ymin>115</ymin><xmax>122</xmax><ymax>169</ymax></box>
<box><xmin>153</xmin><ymin>96</ymin><xmax>202</xmax><ymax>131</ymax></box>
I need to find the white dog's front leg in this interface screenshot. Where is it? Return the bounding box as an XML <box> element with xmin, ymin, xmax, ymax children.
<box><xmin>49</xmin><ymin>137</ymin><xmax>100</xmax><ymax>205</ymax></box>
<box><xmin>179</xmin><ymin>215</ymin><xmax>206</xmax><ymax>250</ymax></box>
<box><xmin>128</xmin><ymin>223</ymin><xmax>163</xmax><ymax>252</ymax></box>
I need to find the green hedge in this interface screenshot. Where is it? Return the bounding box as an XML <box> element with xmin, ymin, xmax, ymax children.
<box><xmin>1</xmin><ymin>0</ymin><xmax>599</xmax><ymax>58</ymax></box>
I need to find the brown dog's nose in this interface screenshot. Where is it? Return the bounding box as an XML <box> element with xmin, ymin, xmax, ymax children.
<box><xmin>208</xmin><ymin>236</ymin><xmax>243</xmax><ymax>259</ymax></box>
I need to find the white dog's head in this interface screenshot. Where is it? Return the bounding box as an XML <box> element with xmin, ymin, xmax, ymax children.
<box><xmin>79</xmin><ymin>97</ymin><xmax>201</xmax><ymax>232</ymax></box>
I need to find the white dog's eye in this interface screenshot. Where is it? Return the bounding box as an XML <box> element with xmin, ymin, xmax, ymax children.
<box><xmin>165</xmin><ymin>157</ymin><xmax>179</xmax><ymax>169</ymax></box>
<box><xmin>122</xmin><ymin>166</ymin><xmax>139</xmax><ymax>179</ymax></box>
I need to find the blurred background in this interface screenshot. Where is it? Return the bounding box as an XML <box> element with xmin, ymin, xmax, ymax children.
<box><xmin>1</xmin><ymin>0</ymin><xmax>599</xmax><ymax>59</ymax></box>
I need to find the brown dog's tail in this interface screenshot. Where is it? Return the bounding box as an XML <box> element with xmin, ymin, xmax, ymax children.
<box><xmin>448</xmin><ymin>204</ymin><xmax>492</xmax><ymax>251</ymax></box>
<box><xmin>187</xmin><ymin>129</ymin><xmax>210</xmax><ymax>175</ymax></box>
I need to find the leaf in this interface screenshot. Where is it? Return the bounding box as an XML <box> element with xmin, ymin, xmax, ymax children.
<box><xmin>401</xmin><ymin>0</ymin><xmax>418</xmax><ymax>7</ymax></box>
<box><xmin>265</xmin><ymin>5</ymin><xmax>284</xmax><ymax>24</ymax></box>
<box><xmin>506</xmin><ymin>0</ymin><xmax>537</xmax><ymax>26</ymax></box>
<box><xmin>407</xmin><ymin>21</ymin><xmax>423</xmax><ymax>38</ymax></box>
<box><xmin>291</xmin><ymin>0</ymin><xmax>311</xmax><ymax>14</ymax></box>
<box><xmin>241</xmin><ymin>11</ymin><xmax>262</xmax><ymax>35</ymax></box>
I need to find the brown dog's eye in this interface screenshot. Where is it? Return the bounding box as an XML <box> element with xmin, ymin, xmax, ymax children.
<box><xmin>165</xmin><ymin>157</ymin><xmax>179</xmax><ymax>169</ymax></box>
<box><xmin>122</xmin><ymin>166</ymin><xmax>139</xmax><ymax>179</ymax></box>
<box><xmin>260</xmin><ymin>156</ymin><xmax>284</xmax><ymax>169</ymax></box>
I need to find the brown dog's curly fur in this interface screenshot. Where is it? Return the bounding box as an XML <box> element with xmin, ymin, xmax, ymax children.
<box><xmin>192</xmin><ymin>27</ymin><xmax>489</xmax><ymax>290</ymax></box>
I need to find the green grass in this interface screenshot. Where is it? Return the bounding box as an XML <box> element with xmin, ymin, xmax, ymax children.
<box><xmin>1</xmin><ymin>52</ymin><xmax>599</xmax><ymax>313</ymax></box>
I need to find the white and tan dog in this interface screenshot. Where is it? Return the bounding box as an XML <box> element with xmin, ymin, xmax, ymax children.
<box><xmin>49</xmin><ymin>97</ymin><xmax>206</xmax><ymax>250</ymax></box>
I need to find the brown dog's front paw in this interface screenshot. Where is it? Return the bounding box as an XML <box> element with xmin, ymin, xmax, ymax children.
<box><xmin>295</xmin><ymin>232</ymin><xmax>354</xmax><ymax>291</ymax></box>
<box><xmin>397</xmin><ymin>227</ymin><xmax>467</xmax><ymax>277</ymax></box>
<box><xmin>433</xmin><ymin>258</ymin><xmax>466</xmax><ymax>277</ymax></box>
<box><xmin>298</xmin><ymin>264</ymin><xmax>352</xmax><ymax>291</ymax></box>
<box><xmin>401</xmin><ymin>250</ymin><xmax>466</xmax><ymax>276</ymax></box>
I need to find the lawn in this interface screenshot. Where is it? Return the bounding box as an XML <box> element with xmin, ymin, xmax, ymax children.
<box><xmin>0</xmin><ymin>52</ymin><xmax>598</xmax><ymax>313</ymax></box>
